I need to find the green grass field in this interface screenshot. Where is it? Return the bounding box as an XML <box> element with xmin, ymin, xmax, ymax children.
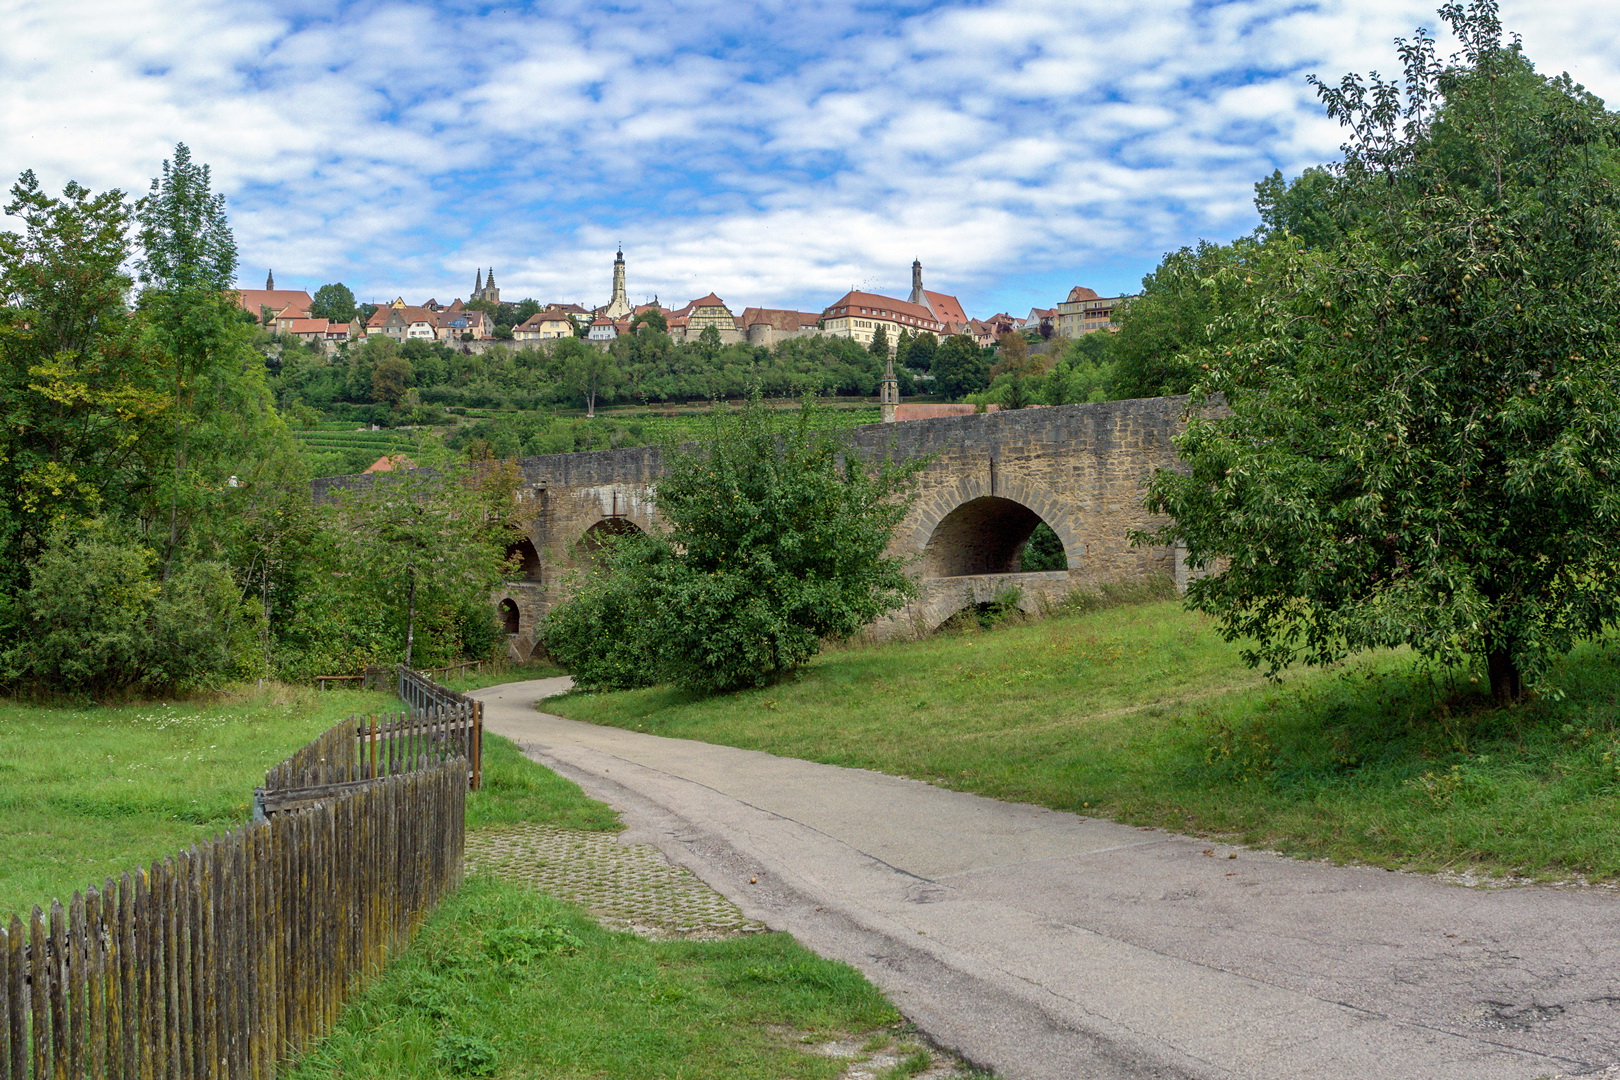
<box><xmin>0</xmin><ymin>684</ymin><xmax>396</xmax><ymax>916</ymax></box>
<box><xmin>548</xmin><ymin>598</ymin><xmax>1620</xmax><ymax>881</ymax></box>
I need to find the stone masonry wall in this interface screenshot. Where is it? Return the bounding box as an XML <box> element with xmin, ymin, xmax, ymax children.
<box><xmin>313</xmin><ymin>396</ymin><xmax>1191</xmax><ymax>651</ymax></box>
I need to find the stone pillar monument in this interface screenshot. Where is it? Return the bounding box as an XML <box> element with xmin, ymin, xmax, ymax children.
<box><xmin>880</xmin><ymin>356</ymin><xmax>899</xmax><ymax>422</ymax></box>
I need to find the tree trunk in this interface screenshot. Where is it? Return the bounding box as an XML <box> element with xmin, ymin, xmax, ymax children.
<box><xmin>404</xmin><ymin>566</ymin><xmax>417</xmax><ymax>670</ymax></box>
<box><xmin>586</xmin><ymin>387</ymin><xmax>596</xmax><ymax>419</ymax></box>
<box><xmin>1486</xmin><ymin>647</ymin><xmax>1523</xmax><ymax>704</ymax></box>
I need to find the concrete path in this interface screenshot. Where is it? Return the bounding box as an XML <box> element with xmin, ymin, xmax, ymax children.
<box><xmin>474</xmin><ymin>678</ymin><xmax>1620</xmax><ymax>1080</ymax></box>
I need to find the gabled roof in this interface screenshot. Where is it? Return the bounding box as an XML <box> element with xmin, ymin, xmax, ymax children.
<box><xmin>236</xmin><ymin>289</ymin><xmax>313</xmax><ymax>317</ymax></box>
<box><xmin>284</xmin><ymin>318</ymin><xmax>331</xmax><ymax>334</ymax></box>
<box><xmin>1065</xmin><ymin>285</ymin><xmax>1100</xmax><ymax>303</ymax></box>
<box><xmin>739</xmin><ymin>307</ymin><xmax>822</xmax><ymax>332</ymax></box>
<box><xmin>922</xmin><ymin>289</ymin><xmax>967</xmax><ymax>328</ymax></box>
<box><xmin>517</xmin><ymin>310</ymin><xmax>576</xmax><ymax>330</ymax></box>
<box><xmin>687</xmin><ymin>292</ymin><xmax>727</xmax><ymax>309</ymax></box>
<box><xmin>823</xmin><ymin>291</ymin><xmax>941</xmax><ymax>327</ymax></box>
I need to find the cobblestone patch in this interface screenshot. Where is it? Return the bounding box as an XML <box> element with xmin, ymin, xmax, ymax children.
<box><xmin>467</xmin><ymin>823</ymin><xmax>767</xmax><ymax>939</ymax></box>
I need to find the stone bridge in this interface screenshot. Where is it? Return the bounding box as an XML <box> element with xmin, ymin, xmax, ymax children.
<box><xmin>317</xmin><ymin>396</ymin><xmax>1192</xmax><ymax>659</ymax></box>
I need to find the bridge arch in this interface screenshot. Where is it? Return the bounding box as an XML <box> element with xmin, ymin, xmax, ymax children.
<box><xmin>908</xmin><ymin>474</ymin><xmax>1083</xmax><ymax>577</ymax></box>
<box><xmin>574</xmin><ymin>516</ymin><xmax>645</xmax><ymax>564</ymax></box>
<box><xmin>496</xmin><ymin>597</ymin><xmax>521</xmax><ymax>635</ymax></box>
<box><xmin>504</xmin><ymin>537</ymin><xmax>542</xmax><ymax>581</ymax></box>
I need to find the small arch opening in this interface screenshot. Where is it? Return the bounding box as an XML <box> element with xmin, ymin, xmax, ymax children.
<box><xmin>504</xmin><ymin>537</ymin><xmax>542</xmax><ymax>580</ymax></box>
<box><xmin>576</xmin><ymin>517</ymin><xmax>644</xmax><ymax>564</ymax></box>
<box><xmin>497</xmin><ymin>598</ymin><xmax>520</xmax><ymax>635</ymax></box>
<box><xmin>922</xmin><ymin>497</ymin><xmax>1068</xmax><ymax>577</ymax></box>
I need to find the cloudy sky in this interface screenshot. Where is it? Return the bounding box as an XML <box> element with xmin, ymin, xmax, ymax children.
<box><xmin>5</xmin><ymin>1</ymin><xmax>1619</xmax><ymax>317</ymax></box>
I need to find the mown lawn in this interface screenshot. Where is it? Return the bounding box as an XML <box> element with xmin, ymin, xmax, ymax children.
<box><xmin>549</xmin><ymin>599</ymin><xmax>1620</xmax><ymax>880</ymax></box>
<box><xmin>0</xmin><ymin>684</ymin><xmax>395</xmax><ymax>916</ymax></box>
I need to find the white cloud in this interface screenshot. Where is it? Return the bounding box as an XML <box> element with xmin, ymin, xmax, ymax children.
<box><xmin>4</xmin><ymin>0</ymin><xmax>1619</xmax><ymax>313</ymax></box>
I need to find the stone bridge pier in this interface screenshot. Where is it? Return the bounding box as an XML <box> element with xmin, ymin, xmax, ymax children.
<box><xmin>315</xmin><ymin>397</ymin><xmax>1191</xmax><ymax>660</ymax></box>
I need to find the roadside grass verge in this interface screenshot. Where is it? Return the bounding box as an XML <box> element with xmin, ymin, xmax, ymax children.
<box><xmin>293</xmin><ymin>724</ymin><xmax>929</xmax><ymax>1079</ymax></box>
<box><xmin>0</xmin><ymin>683</ymin><xmax>396</xmax><ymax>915</ymax></box>
<box><xmin>286</xmin><ymin>876</ymin><xmax>901</xmax><ymax>1080</ymax></box>
<box><xmin>440</xmin><ymin>659</ymin><xmax>566</xmax><ymax>695</ymax></box>
<box><xmin>466</xmin><ymin>733</ymin><xmax>621</xmax><ymax>832</ymax></box>
<box><xmin>547</xmin><ymin>598</ymin><xmax>1620</xmax><ymax>881</ymax></box>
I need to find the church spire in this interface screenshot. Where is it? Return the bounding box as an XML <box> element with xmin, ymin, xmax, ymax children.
<box><xmin>908</xmin><ymin>259</ymin><xmax>924</xmax><ymax>305</ymax></box>
<box><xmin>486</xmin><ymin>266</ymin><xmax>496</xmax><ymax>289</ymax></box>
<box><xmin>266</xmin><ymin>268</ymin><xmax>275</xmax><ymax>290</ymax></box>
<box><xmin>475</xmin><ymin>268</ymin><xmax>483</xmax><ymax>293</ymax></box>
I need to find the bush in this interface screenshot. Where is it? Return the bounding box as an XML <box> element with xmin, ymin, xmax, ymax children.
<box><xmin>543</xmin><ymin>393</ymin><xmax>924</xmax><ymax>693</ymax></box>
<box><xmin>7</xmin><ymin>527</ymin><xmax>252</xmax><ymax>694</ymax></box>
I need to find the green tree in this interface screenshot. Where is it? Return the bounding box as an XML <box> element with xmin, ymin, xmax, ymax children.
<box><xmin>5</xmin><ymin>524</ymin><xmax>253</xmax><ymax>694</ymax></box>
<box><xmin>371</xmin><ymin>355</ymin><xmax>412</xmax><ymax>406</ymax></box>
<box><xmin>868</xmin><ymin>324</ymin><xmax>889</xmax><ymax>356</ymax></box>
<box><xmin>0</xmin><ymin>172</ymin><xmax>167</xmax><ymax>595</ymax></box>
<box><xmin>1253</xmin><ymin>167</ymin><xmax>1347</xmax><ymax>250</ymax></box>
<box><xmin>1141</xmin><ymin>1</ymin><xmax>1620</xmax><ymax>703</ymax></box>
<box><xmin>1110</xmin><ymin>239</ymin><xmax>1261</xmax><ymax>399</ymax></box>
<box><xmin>904</xmin><ymin>333</ymin><xmax>937</xmax><ymax>372</ymax></box>
<box><xmin>630</xmin><ymin>308</ymin><xmax>668</xmax><ymax>334</ymax></box>
<box><xmin>932</xmin><ymin>334</ymin><xmax>989</xmax><ymax>399</ymax></box>
<box><xmin>310</xmin><ymin>282</ymin><xmax>357</xmax><ymax>323</ymax></box>
<box><xmin>329</xmin><ymin>466</ymin><xmax>508</xmax><ymax>669</ymax></box>
<box><xmin>698</xmin><ymin>324</ymin><xmax>723</xmax><ymax>360</ymax></box>
<box><xmin>544</xmin><ymin>393</ymin><xmax>924</xmax><ymax>692</ymax></box>
<box><xmin>1001</xmin><ymin>373</ymin><xmax>1031</xmax><ymax>410</ymax></box>
<box><xmin>563</xmin><ymin>342</ymin><xmax>620</xmax><ymax>417</ymax></box>
<box><xmin>136</xmin><ymin>143</ymin><xmax>281</xmax><ymax>568</ymax></box>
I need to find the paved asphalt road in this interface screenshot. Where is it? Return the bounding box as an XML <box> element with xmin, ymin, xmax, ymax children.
<box><xmin>474</xmin><ymin>677</ymin><xmax>1620</xmax><ymax>1080</ymax></box>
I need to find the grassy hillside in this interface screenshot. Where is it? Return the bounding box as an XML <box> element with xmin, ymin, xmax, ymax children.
<box><xmin>0</xmin><ymin>684</ymin><xmax>395</xmax><ymax>915</ymax></box>
<box><xmin>549</xmin><ymin>599</ymin><xmax>1620</xmax><ymax>881</ymax></box>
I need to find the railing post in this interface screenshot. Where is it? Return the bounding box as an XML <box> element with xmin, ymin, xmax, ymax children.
<box><xmin>471</xmin><ymin>701</ymin><xmax>483</xmax><ymax>791</ymax></box>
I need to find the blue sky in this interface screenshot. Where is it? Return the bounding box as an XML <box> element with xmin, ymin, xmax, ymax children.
<box><xmin>7</xmin><ymin>0</ymin><xmax>1620</xmax><ymax>318</ymax></box>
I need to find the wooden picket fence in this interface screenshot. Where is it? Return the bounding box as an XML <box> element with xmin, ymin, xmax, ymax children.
<box><xmin>0</xmin><ymin>670</ymin><xmax>478</xmax><ymax>1079</ymax></box>
<box><xmin>256</xmin><ymin>701</ymin><xmax>482</xmax><ymax>814</ymax></box>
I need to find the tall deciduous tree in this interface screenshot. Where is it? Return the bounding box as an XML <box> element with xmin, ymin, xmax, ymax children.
<box><xmin>329</xmin><ymin>465</ymin><xmax>509</xmax><ymax>669</ymax></box>
<box><xmin>1141</xmin><ymin>1</ymin><xmax>1620</xmax><ymax>703</ymax></box>
<box><xmin>310</xmin><ymin>282</ymin><xmax>357</xmax><ymax>323</ymax></box>
<box><xmin>0</xmin><ymin>173</ymin><xmax>167</xmax><ymax>595</ymax></box>
<box><xmin>931</xmin><ymin>334</ymin><xmax>989</xmax><ymax>399</ymax></box>
<box><xmin>136</xmin><ymin>143</ymin><xmax>283</xmax><ymax>568</ymax></box>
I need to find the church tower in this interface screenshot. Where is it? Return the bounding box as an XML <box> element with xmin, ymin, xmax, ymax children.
<box><xmin>266</xmin><ymin>269</ymin><xmax>275</xmax><ymax>290</ymax></box>
<box><xmin>908</xmin><ymin>259</ymin><xmax>924</xmax><ymax>305</ymax></box>
<box><xmin>880</xmin><ymin>356</ymin><xmax>899</xmax><ymax>422</ymax></box>
<box><xmin>474</xmin><ymin>268</ymin><xmax>483</xmax><ymax>296</ymax></box>
<box><xmin>604</xmin><ymin>247</ymin><xmax>632</xmax><ymax>318</ymax></box>
<box><xmin>483</xmin><ymin>267</ymin><xmax>499</xmax><ymax>304</ymax></box>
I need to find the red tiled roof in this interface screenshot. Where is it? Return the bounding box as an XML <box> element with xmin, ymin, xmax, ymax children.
<box><xmin>1065</xmin><ymin>286</ymin><xmax>1100</xmax><ymax>303</ymax></box>
<box><xmin>285</xmin><ymin>318</ymin><xmax>331</xmax><ymax>334</ymax></box>
<box><xmin>235</xmin><ymin>289</ymin><xmax>313</xmax><ymax>317</ymax></box>
<box><xmin>369</xmin><ymin>305</ymin><xmax>438</xmax><ymax>327</ymax></box>
<box><xmin>739</xmin><ymin>307</ymin><xmax>821</xmax><ymax>332</ymax></box>
<box><xmin>823</xmin><ymin>291</ymin><xmax>941</xmax><ymax>328</ymax></box>
<box><xmin>922</xmin><ymin>289</ymin><xmax>967</xmax><ymax>327</ymax></box>
<box><xmin>517</xmin><ymin>311</ymin><xmax>575</xmax><ymax>330</ymax></box>
<box><xmin>687</xmin><ymin>293</ymin><xmax>727</xmax><ymax>308</ymax></box>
